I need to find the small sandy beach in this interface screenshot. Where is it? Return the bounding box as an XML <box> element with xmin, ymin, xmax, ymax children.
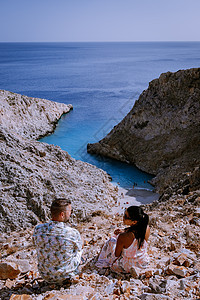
<box><xmin>112</xmin><ymin>186</ymin><xmax>159</xmax><ymax>215</ymax></box>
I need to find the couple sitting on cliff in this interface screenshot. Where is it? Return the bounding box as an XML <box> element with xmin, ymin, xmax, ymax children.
<box><xmin>33</xmin><ymin>198</ymin><xmax>150</xmax><ymax>283</ymax></box>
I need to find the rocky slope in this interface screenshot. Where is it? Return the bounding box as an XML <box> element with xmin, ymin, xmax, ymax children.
<box><xmin>0</xmin><ymin>189</ymin><xmax>199</xmax><ymax>299</ymax></box>
<box><xmin>0</xmin><ymin>91</ymin><xmax>117</xmax><ymax>232</ymax></box>
<box><xmin>87</xmin><ymin>68</ymin><xmax>200</xmax><ymax>193</ymax></box>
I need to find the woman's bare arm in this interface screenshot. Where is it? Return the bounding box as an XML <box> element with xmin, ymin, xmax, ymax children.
<box><xmin>115</xmin><ymin>234</ymin><xmax>124</xmax><ymax>257</ymax></box>
<box><xmin>145</xmin><ymin>225</ymin><xmax>150</xmax><ymax>241</ymax></box>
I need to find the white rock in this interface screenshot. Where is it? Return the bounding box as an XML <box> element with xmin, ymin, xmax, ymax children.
<box><xmin>140</xmin><ymin>293</ymin><xmax>171</xmax><ymax>299</ymax></box>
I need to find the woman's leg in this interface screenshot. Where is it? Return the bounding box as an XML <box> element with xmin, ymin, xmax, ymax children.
<box><xmin>96</xmin><ymin>237</ymin><xmax>117</xmax><ymax>268</ymax></box>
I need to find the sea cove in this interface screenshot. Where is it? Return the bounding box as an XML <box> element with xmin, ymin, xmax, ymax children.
<box><xmin>1</xmin><ymin>42</ymin><xmax>200</xmax><ymax>190</ymax></box>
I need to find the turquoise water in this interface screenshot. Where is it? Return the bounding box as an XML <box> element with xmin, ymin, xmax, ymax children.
<box><xmin>1</xmin><ymin>42</ymin><xmax>200</xmax><ymax>189</ymax></box>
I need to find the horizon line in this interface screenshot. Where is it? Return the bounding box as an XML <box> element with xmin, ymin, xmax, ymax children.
<box><xmin>0</xmin><ymin>40</ymin><xmax>200</xmax><ymax>43</ymax></box>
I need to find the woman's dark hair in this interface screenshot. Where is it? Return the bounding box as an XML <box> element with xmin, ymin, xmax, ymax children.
<box><xmin>126</xmin><ymin>206</ymin><xmax>149</xmax><ymax>249</ymax></box>
<box><xmin>50</xmin><ymin>198</ymin><xmax>71</xmax><ymax>218</ymax></box>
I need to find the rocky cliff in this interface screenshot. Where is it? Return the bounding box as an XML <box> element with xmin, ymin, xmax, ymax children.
<box><xmin>0</xmin><ymin>91</ymin><xmax>117</xmax><ymax>232</ymax></box>
<box><xmin>87</xmin><ymin>68</ymin><xmax>200</xmax><ymax>193</ymax></box>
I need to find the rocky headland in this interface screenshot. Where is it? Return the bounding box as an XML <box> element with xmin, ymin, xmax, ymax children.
<box><xmin>87</xmin><ymin>68</ymin><xmax>200</xmax><ymax>195</ymax></box>
<box><xmin>0</xmin><ymin>85</ymin><xmax>199</xmax><ymax>299</ymax></box>
<box><xmin>0</xmin><ymin>90</ymin><xmax>73</xmax><ymax>140</ymax></box>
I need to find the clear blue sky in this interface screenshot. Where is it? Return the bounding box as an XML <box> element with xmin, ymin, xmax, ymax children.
<box><xmin>1</xmin><ymin>0</ymin><xmax>200</xmax><ymax>42</ymax></box>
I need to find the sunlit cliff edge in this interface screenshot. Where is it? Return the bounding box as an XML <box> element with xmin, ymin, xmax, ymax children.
<box><xmin>88</xmin><ymin>68</ymin><xmax>200</xmax><ymax>196</ymax></box>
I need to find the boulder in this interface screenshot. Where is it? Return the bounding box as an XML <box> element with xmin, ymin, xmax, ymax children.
<box><xmin>140</xmin><ymin>293</ymin><xmax>171</xmax><ymax>299</ymax></box>
<box><xmin>0</xmin><ymin>261</ymin><xmax>20</xmax><ymax>279</ymax></box>
<box><xmin>42</xmin><ymin>294</ymin><xmax>84</xmax><ymax>300</ymax></box>
<box><xmin>10</xmin><ymin>295</ymin><xmax>33</xmax><ymax>300</ymax></box>
<box><xmin>8</xmin><ymin>259</ymin><xmax>31</xmax><ymax>274</ymax></box>
<box><xmin>166</xmin><ymin>264</ymin><xmax>188</xmax><ymax>277</ymax></box>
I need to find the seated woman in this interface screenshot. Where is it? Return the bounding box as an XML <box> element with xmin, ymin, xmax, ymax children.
<box><xmin>96</xmin><ymin>206</ymin><xmax>150</xmax><ymax>273</ymax></box>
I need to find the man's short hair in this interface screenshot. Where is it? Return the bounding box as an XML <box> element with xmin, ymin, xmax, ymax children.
<box><xmin>50</xmin><ymin>198</ymin><xmax>71</xmax><ymax>217</ymax></box>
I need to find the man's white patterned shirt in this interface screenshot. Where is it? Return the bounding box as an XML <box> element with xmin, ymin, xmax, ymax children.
<box><xmin>33</xmin><ymin>221</ymin><xmax>82</xmax><ymax>282</ymax></box>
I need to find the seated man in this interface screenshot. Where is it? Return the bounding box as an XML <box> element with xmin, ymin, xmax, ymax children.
<box><xmin>33</xmin><ymin>198</ymin><xmax>83</xmax><ymax>283</ymax></box>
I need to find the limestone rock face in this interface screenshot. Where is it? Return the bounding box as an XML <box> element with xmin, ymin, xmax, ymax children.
<box><xmin>0</xmin><ymin>90</ymin><xmax>73</xmax><ymax>139</ymax></box>
<box><xmin>0</xmin><ymin>91</ymin><xmax>117</xmax><ymax>232</ymax></box>
<box><xmin>87</xmin><ymin>68</ymin><xmax>200</xmax><ymax>192</ymax></box>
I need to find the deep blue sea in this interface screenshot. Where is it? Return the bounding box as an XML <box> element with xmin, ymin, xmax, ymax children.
<box><xmin>1</xmin><ymin>42</ymin><xmax>200</xmax><ymax>190</ymax></box>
